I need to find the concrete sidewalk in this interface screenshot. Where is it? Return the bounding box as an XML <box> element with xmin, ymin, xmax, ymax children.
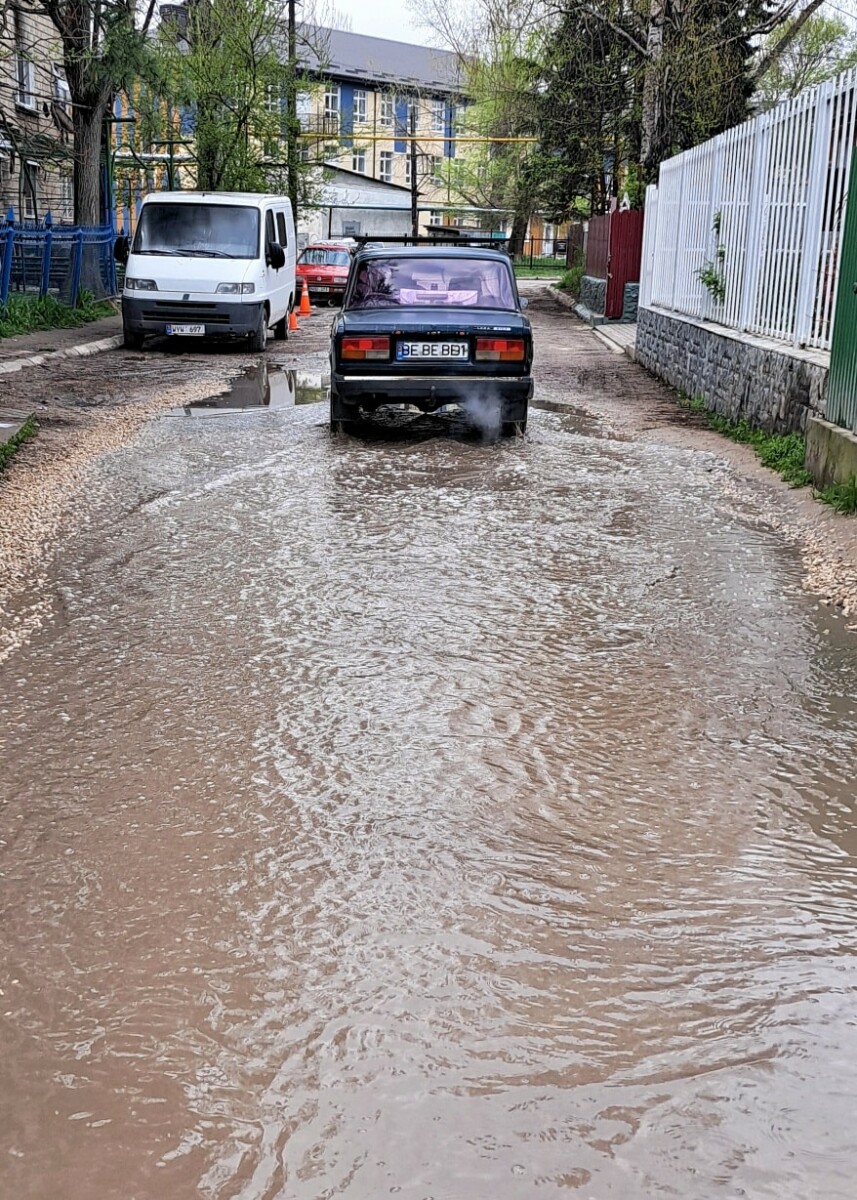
<box><xmin>0</xmin><ymin>314</ymin><xmax>123</xmax><ymax>377</ymax></box>
<box><xmin>545</xmin><ymin>283</ymin><xmax>637</xmax><ymax>360</ymax></box>
<box><xmin>593</xmin><ymin>322</ymin><xmax>637</xmax><ymax>358</ymax></box>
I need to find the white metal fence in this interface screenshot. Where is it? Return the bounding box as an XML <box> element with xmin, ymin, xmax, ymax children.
<box><xmin>640</xmin><ymin>71</ymin><xmax>857</xmax><ymax>351</ymax></box>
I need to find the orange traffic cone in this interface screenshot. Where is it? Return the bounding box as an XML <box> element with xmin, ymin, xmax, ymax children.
<box><xmin>289</xmin><ymin>307</ymin><xmax>299</xmax><ymax>332</ymax></box>
<box><xmin>299</xmin><ymin>278</ymin><xmax>311</xmax><ymax>316</ymax></box>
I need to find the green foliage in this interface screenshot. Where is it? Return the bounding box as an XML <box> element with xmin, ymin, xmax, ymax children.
<box><xmin>0</xmin><ymin>416</ymin><xmax>38</xmax><ymax>474</ymax></box>
<box><xmin>756</xmin><ymin>15</ymin><xmax>857</xmax><ymax>109</ymax></box>
<box><xmin>444</xmin><ymin>29</ymin><xmax>543</xmax><ymax>249</ymax></box>
<box><xmin>676</xmin><ymin>394</ymin><xmax>813</xmax><ymax>487</ymax></box>
<box><xmin>558</xmin><ymin>263</ymin><xmax>584</xmax><ymax>293</ymax></box>
<box><xmin>696</xmin><ymin>212</ymin><xmax>726</xmax><ymax>304</ymax></box>
<box><xmin>818</xmin><ymin>475</ymin><xmax>857</xmax><ymax>515</ymax></box>
<box><xmin>532</xmin><ymin>5</ymin><xmax>636</xmax><ymax>219</ymax></box>
<box><xmin>0</xmin><ymin>292</ymin><xmax>113</xmax><ymax>340</ymax></box>
<box><xmin>147</xmin><ymin>0</ymin><xmax>321</xmax><ymax>201</ymax></box>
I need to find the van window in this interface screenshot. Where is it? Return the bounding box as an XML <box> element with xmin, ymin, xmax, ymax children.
<box><xmin>276</xmin><ymin>211</ymin><xmax>288</xmax><ymax>245</ymax></box>
<box><xmin>132</xmin><ymin>203</ymin><xmax>260</xmax><ymax>259</ymax></box>
<box><xmin>266</xmin><ymin>211</ymin><xmax>276</xmax><ymax>245</ymax></box>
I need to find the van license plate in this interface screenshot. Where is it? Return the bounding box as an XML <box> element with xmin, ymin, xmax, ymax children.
<box><xmin>397</xmin><ymin>341</ymin><xmax>468</xmax><ymax>360</ymax></box>
<box><xmin>166</xmin><ymin>323</ymin><xmax>205</xmax><ymax>336</ymax></box>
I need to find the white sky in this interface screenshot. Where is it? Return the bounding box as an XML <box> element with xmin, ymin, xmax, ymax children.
<box><xmin>326</xmin><ymin>0</ymin><xmax>439</xmax><ymax>45</ymax></box>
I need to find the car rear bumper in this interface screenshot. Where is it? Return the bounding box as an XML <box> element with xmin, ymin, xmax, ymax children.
<box><xmin>333</xmin><ymin>373</ymin><xmax>533</xmax><ymax>408</ymax></box>
<box><xmin>122</xmin><ymin>296</ymin><xmax>263</xmax><ymax>337</ymax></box>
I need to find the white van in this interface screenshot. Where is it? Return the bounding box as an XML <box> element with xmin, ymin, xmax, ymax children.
<box><xmin>115</xmin><ymin>192</ymin><xmax>296</xmax><ymax>351</ymax></box>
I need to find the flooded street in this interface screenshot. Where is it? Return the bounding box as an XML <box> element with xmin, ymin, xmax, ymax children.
<box><xmin>2</xmin><ymin>301</ymin><xmax>857</xmax><ymax>1198</ymax></box>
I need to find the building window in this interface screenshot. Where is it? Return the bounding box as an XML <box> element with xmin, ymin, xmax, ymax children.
<box><xmin>53</xmin><ymin>67</ymin><xmax>71</xmax><ymax>115</ymax></box>
<box><xmin>379</xmin><ymin>94</ymin><xmax>394</xmax><ymax>127</ymax></box>
<box><xmin>14</xmin><ymin>11</ymin><xmax>36</xmax><ymax>109</ymax></box>
<box><xmin>22</xmin><ymin>162</ymin><xmax>39</xmax><ymax>219</ymax></box>
<box><xmin>379</xmin><ymin>151</ymin><xmax>393</xmax><ymax>183</ymax></box>
<box><xmin>431</xmin><ymin>99</ymin><xmax>445</xmax><ymax>134</ymax></box>
<box><xmin>429</xmin><ymin>210</ymin><xmax>442</xmax><ymax>226</ymax></box>
<box><xmin>352</xmin><ymin>149</ymin><xmax>366</xmax><ymax>173</ymax></box>
<box><xmin>265</xmin><ymin>85</ymin><xmax>281</xmax><ymax>114</ymax></box>
<box><xmin>324</xmin><ymin>85</ymin><xmax>340</xmax><ymax>125</ymax></box>
<box><xmin>354</xmin><ymin>89</ymin><xmax>367</xmax><ymax>123</ymax></box>
<box><xmin>407</xmin><ymin>99</ymin><xmax>418</xmax><ymax>133</ymax></box>
<box><xmin>296</xmin><ymin>91</ymin><xmax>311</xmax><ymax>129</ymax></box>
<box><xmin>59</xmin><ymin>174</ymin><xmax>73</xmax><ymax>220</ymax></box>
<box><xmin>430</xmin><ymin>155</ymin><xmax>443</xmax><ymax>185</ymax></box>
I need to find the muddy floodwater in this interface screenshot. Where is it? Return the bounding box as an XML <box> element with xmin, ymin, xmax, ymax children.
<box><xmin>2</xmin><ymin>386</ymin><xmax>857</xmax><ymax>1199</ymax></box>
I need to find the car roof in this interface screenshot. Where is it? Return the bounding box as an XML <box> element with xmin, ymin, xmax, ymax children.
<box><xmin>353</xmin><ymin>245</ymin><xmax>511</xmax><ymax>263</ymax></box>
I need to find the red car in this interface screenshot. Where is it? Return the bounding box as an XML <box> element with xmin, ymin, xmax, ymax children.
<box><xmin>296</xmin><ymin>242</ymin><xmax>353</xmax><ymax>305</ymax></box>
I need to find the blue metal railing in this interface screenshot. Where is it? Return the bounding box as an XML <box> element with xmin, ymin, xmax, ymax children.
<box><xmin>0</xmin><ymin>208</ymin><xmax>117</xmax><ymax>307</ymax></box>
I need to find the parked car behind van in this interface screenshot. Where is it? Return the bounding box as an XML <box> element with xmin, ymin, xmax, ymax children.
<box><xmin>115</xmin><ymin>192</ymin><xmax>296</xmax><ymax>351</ymax></box>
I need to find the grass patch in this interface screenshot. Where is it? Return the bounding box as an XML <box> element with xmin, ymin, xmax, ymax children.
<box><xmin>818</xmin><ymin>474</ymin><xmax>857</xmax><ymax>515</ymax></box>
<box><xmin>676</xmin><ymin>394</ymin><xmax>813</xmax><ymax>488</ymax></box>
<box><xmin>557</xmin><ymin>262</ymin><xmax>584</xmax><ymax>295</ymax></box>
<box><xmin>0</xmin><ymin>291</ymin><xmax>113</xmax><ymax>339</ymax></box>
<box><xmin>0</xmin><ymin>415</ymin><xmax>38</xmax><ymax>473</ymax></box>
<box><xmin>514</xmin><ymin>261</ymin><xmax>568</xmax><ymax>278</ymax></box>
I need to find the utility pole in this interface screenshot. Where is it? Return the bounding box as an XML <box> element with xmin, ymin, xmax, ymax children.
<box><xmin>410</xmin><ymin>107</ymin><xmax>418</xmax><ymax>241</ymax></box>
<box><xmin>286</xmin><ymin>0</ymin><xmax>300</xmax><ymax>227</ymax></box>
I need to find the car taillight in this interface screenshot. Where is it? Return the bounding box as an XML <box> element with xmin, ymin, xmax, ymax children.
<box><xmin>474</xmin><ymin>337</ymin><xmax>526</xmax><ymax>362</ymax></box>
<box><xmin>341</xmin><ymin>336</ymin><xmax>390</xmax><ymax>361</ymax></box>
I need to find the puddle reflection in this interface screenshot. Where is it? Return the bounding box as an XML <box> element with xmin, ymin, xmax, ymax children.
<box><xmin>165</xmin><ymin>363</ymin><xmax>327</xmax><ymax>416</ymax></box>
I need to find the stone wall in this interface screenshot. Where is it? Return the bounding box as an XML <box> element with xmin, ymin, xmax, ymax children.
<box><xmin>622</xmin><ymin>283</ymin><xmax>640</xmax><ymax>323</ymax></box>
<box><xmin>580</xmin><ymin>275</ymin><xmax>606</xmax><ymax>316</ymax></box>
<box><xmin>636</xmin><ymin>307</ymin><xmax>829</xmax><ymax>433</ymax></box>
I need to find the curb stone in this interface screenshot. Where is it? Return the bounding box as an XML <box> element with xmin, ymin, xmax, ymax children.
<box><xmin>0</xmin><ymin>334</ymin><xmax>124</xmax><ymax>377</ymax></box>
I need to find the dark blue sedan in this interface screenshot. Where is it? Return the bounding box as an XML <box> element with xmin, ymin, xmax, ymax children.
<box><xmin>329</xmin><ymin>247</ymin><xmax>533</xmax><ymax>436</ymax></box>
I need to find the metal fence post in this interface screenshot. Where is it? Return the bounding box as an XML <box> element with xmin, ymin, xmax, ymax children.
<box><xmin>70</xmin><ymin>226</ymin><xmax>84</xmax><ymax>306</ymax></box>
<box><xmin>738</xmin><ymin>111</ymin><xmax>771</xmax><ymax>332</ymax></box>
<box><xmin>40</xmin><ymin>210</ymin><xmax>54</xmax><ymax>298</ymax></box>
<box><xmin>106</xmin><ymin>227</ymin><xmax>117</xmax><ymax>295</ymax></box>
<box><xmin>704</xmin><ymin>138</ymin><xmax>725</xmax><ymax>321</ymax></box>
<box><xmin>793</xmin><ymin>81</ymin><xmax>835</xmax><ymax>347</ymax></box>
<box><xmin>1</xmin><ymin>207</ymin><xmax>14</xmax><ymax>306</ymax></box>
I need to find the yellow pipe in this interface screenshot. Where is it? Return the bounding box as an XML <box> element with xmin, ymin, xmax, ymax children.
<box><xmin>297</xmin><ymin>133</ymin><xmax>538</xmax><ymax>143</ymax></box>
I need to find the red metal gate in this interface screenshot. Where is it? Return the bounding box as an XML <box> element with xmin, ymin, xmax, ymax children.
<box><xmin>584</xmin><ymin>210</ymin><xmax>644</xmax><ymax>319</ymax></box>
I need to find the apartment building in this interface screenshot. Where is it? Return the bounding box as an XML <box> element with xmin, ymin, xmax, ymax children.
<box><xmin>297</xmin><ymin>27</ymin><xmax>465</xmax><ymax>234</ymax></box>
<box><xmin>0</xmin><ymin>3</ymin><xmax>74</xmax><ymax>221</ymax></box>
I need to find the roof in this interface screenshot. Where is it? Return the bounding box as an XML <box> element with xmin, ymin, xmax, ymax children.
<box><xmin>298</xmin><ymin>25</ymin><xmax>464</xmax><ymax>95</ymax></box>
<box><xmin>140</xmin><ymin>191</ymin><xmax>289</xmax><ymax>206</ymax></box>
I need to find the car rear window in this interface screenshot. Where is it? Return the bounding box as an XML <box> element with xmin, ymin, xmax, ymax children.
<box><xmin>347</xmin><ymin>256</ymin><xmax>517</xmax><ymax>310</ymax></box>
<box><xmin>299</xmin><ymin>248</ymin><xmax>351</xmax><ymax>266</ymax></box>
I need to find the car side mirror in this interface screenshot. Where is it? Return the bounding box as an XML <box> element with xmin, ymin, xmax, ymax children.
<box><xmin>520</xmin><ymin>296</ymin><xmax>529</xmax><ymax>309</ymax></box>
<box><xmin>113</xmin><ymin>235</ymin><xmax>129</xmax><ymax>265</ymax></box>
<box><xmin>268</xmin><ymin>242</ymin><xmax>285</xmax><ymax>270</ymax></box>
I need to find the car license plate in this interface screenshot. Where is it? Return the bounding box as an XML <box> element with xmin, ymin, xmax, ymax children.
<box><xmin>313</xmin><ymin>286</ymin><xmax>330</xmax><ymax>292</ymax></box>
<box><xmin>397</xmin><ymin>341</ymin><xmax>468</xmax><ymax>360</ymax></box>
<box><xmin>166</xmin><ymin>323</ymin><xmax>205</xmax><ymax>336</ymax></box>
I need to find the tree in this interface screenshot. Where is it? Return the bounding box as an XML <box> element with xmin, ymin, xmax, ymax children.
<box><xmin>411</xmin><ymin>0</ymin><xmax>549</xmax><ymax>252</ymax></box>
<box><xmin>755</xmin><ymin>12</ymin><xmax>857</xmax><ymax>109</ymax></box>
<box><xmin>531</xmin><ymin>0</ymin><xmax>639</xmax><ymax>219</ymax></box>
<box><xmin>31</xmin><ymin>0</ymin><xmax>157</xmax><ymax>224</ymax></box>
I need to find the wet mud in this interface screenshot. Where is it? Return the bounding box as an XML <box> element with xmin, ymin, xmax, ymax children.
<box><xmin>2</xmin><ymin>383</ymin><xmax>857</xmax><ymax>1198</ymax></box>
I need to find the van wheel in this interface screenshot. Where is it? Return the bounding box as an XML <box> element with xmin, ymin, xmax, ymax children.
<box><xmin>273</xmin><ymin>313</ymin><xmax>288</xmax><ymax>341</ymax></box>
<box><xmin>249</xmin><ymin>309</ymin><xmax>267</xmax><ymax>352</ymax></box>
<box><xmin>501</xmin><ymin>419</ymin><xmax>526</xmax><ymax>437</ymax></box>
<box><xmin>123</xmin><ymin>325</ymin><xmax>144</xmax><ymax>351</ymax></box>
